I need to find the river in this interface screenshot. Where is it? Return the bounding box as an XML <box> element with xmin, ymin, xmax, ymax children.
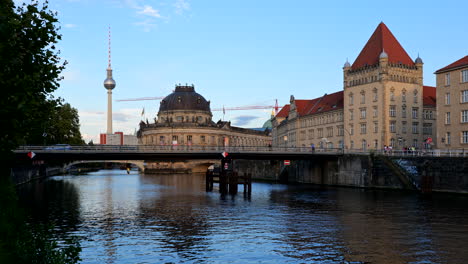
<box><xmin>16</xmin><ymin>169</ymin><xmax>468</xmax><ymax>263</ymax></box>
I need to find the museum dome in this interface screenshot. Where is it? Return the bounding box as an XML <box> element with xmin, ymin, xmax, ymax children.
<box><xmin>159</xmin><ymin>85</ymin><xmax>211</xmax><ymax>112</ymax></box>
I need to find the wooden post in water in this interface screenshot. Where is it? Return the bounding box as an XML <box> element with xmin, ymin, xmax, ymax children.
<box><xmin>229</xmin><ymin>171</ymin><xmax>238</xmax><ymax>195</ymax></box>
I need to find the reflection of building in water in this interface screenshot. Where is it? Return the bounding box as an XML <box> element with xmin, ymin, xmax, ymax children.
<box><xmin>138</xmin><ymin>174</ymin><xmax>211</xmax><ymax>255</ymax></box>
<box><xmin>137</xmin><ymin>84</ymin><xmax>271</xmax><ymax>173</ymax></box>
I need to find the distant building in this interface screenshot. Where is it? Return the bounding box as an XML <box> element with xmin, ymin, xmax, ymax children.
<box><xmin>435</xmin><ymin>55</ymin><xmax>468</xmax><ymax>149</ymax></box>
<box><xmin>99</xmin><ymin>132</ymin><xmax>138</xmax><ymax>145</ymax></box>
<box><xmin>272</xmin><ymin>22</ymin><xmax>436</xmax><ymax>150</ymax></box>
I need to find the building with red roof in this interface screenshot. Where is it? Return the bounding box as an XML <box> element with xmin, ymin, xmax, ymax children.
<box><xmin>272</xmin><ymin>22</ymin><xmax>436</xmax><ymax>150</ymax></box>
<box><xmin>435</xmin><ymin>56</ymin><xmax>468</xmax><ymax>149</ymax></box>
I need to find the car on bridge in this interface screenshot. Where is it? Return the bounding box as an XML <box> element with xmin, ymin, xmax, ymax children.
<box><xmin>45</xmin><ymin>144</ymin><xmax>72</xmax><ymax>150</ymax></box>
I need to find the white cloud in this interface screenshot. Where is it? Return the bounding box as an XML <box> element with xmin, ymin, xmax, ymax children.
<box><xmin>133</xmin><ymin>19</ymin><xmax>157</xmax><ymax>32</ymax></box>
<box><xmin>174</xmin><ymin>0</ymin><xmax>190</xmax><ymax>15</ymax></box>
<box><xmin>137</xmin><ymin>5</ymin><xmax>161</xmax><ymax>18</ymax></box>
<box><xmin>64</xmin><ymin>23</ymin><xmax>77</xmax><ymax>28</ymax></box>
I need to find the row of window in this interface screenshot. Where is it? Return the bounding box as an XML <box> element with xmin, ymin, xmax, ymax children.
<box><xmin>349</xmin><ymin>107</ymin><xmax>429</xmax><ymax>119</ymax></box>
<box><xmin>444</xmin><ymin>70</ymin><xmax>468</xmax><ymax>85</ymax></box>
<box><xmin>298</xmin><ymin>126</ymin><xmax>345</xmax><ymax>140</ymax></box>
<box><xmin>444</xmin><ymin>110</ymin><xmax>468</xmax><ymax>124</ymax></box>
<box><xmin>348</xmin><ymin>122</ymin><xmax>430</xmax><ymax>135</ymax></box>
<box><xmin>444</xmin><ymin>90</ymin><xmax>468</xmax><ymax>104</ymax></box>
<box><xmin>349</xmin><ymin>89</ymin><xmax>418</xmax><ymax>105</ymax></box>
<box><xmin>443</xmin><ymin>131</ymin><xmax>468</xmax><ymax>144</ymax></box>
<box><xmin>299</xmin><ymin>112</ymin><xmax>343</xmax><ymax>128</ymax></box>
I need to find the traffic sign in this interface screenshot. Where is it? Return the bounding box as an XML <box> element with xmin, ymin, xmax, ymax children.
<box><xmin>284</xmin><ymin>160</ymin><xmax>290</xmax><ymax>166</ymax></box>
<box><xmin>27</xmin><ymin>151</ymin><xmax>36</xmax><ymax>159</ymax></box>
<box><xmin>222</xmin><ymin>151</ymin><xmax>228</xmax><ymax>158</ymax></box>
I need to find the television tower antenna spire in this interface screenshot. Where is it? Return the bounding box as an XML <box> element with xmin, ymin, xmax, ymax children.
<box><xmin>104</xmin><ymin>26</ymin><xmax>116</xmax><ymax>134</ymax></box>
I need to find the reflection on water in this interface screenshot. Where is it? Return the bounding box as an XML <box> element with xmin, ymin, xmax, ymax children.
<box><xmin>17</xmin><ymin>169</ymin><xmax>468</xmax><ymax>263</ymax></box>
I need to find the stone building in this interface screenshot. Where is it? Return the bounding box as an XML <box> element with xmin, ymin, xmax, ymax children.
<box><xmin>138</xmin><ymin>84</ymin><xmax>271</xmax><ymax>148</ymax></box>
<box><xmin>137</xmin><ymin>84</ymin><xmax>271</xmax><ymax>173</ymax></box>
<box><xmin>435</xmin><ymin>56</ymin><xmax>468</xmax><ymax>149</ymax></box>
<box><xmin>272</xmin><ymin>23</ymin><xmax>436</xmax><ymax>150</ymax></box>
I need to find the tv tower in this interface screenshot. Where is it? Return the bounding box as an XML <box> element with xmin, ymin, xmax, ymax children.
<box><xmin>103</xmin><ymin>26</ymin><xmax>116</xmax><ymax>134</ymax></box>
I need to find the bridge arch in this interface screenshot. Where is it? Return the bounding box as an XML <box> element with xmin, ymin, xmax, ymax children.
<box><xmin>65</xmin><ymin>160</ymin><xmax>145</xmax><ymax>172</ymax></box>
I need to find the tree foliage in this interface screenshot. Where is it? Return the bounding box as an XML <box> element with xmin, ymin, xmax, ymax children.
<box><xmin>0</xmin><ymin>1</ymin><xmax>82</xmax><ymax>262</ymax></box>
<box><xmin>0</xmin><ymin>0</ymin><xmax>65</xmax><ymax>154</ymax></box>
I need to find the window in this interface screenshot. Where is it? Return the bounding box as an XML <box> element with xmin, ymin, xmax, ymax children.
<box><xmin>414</xmin><ymin>90</ymin><xmax>418</xmax><ymax>103</ymax></box>
<box><xmin>159</xmin><ymin>136</ymin><xmax>165</xmax><ymax>145</ymax></box>
<box><xmin>327</xmin><ymin>127</ymin><xmax>333</xmax><ymax>137</ymax></box>
<box><xmin>445</xmin><ymin>93</ymin><xmax>451</xmax><ymax>105</ymax></box>
<box><xmin>373</xmin><ymin>106</ymin><xmax>378</xmax><ymax>117</ymax></box>
<box><xmin>349</xmin><ymin>124</ymin><xmax>354</xmax><ymax>135</ymax></box>
<box><xmin>350</xmin><ymin>140</ymin><xmax>354</xmax><ymax>149</ymax></box>
<box><xmin>318</xmin><ymin>128</ymin><xmax>323</xmax><ymax>137</ymax></box>
<box><xmin>462</xmin><ymin>131</ymin><xmax>468</xmax><ymax>144</ymax></box>
<box><xmin>360</xmin><ymin>123</ymin><xmax>367</xmax><ymax>134</ymax></box>
<box><xmin>374</xmin><ymin>139</ymin><xmax>378</xmax><ymax>148</ymax></box>
<box><xmin>362</xmin><ymin>140</ymin><xmax>367</xmax><ymax>150</ymax></box>
<box><xmin>337</xmin><ymin>126</ymin><xmax>344</xmax><ymax>136</ymax></box>
<box><xmin>390</xmin><ymin>121</ymin><xmax>396</xmax><ymax>133</ymax></box>
<box><xmin>445</xmin><ymin>112</ymin><xmax>451</xmax><ymax>124</ymax></box>
<box><xmin>412</xmin><ymin>108</ymin><xmax>418</xmax><ymax>119</ymax></box>
<box><xmin>390</xmin><ymin>138</ymin><xmax>395</xmax><ymax>147</ymax></box>
<box><xmin>187</xmin><ymin>135</ymin><xmax>192</xmax><ymax>143</ymax></box>
<box><xmin>360</xmin><ymin>108</ymin><xmax>367</xmax><ymax>119</ymax></box>
<box><xmin>349</xmin><ymin>93</ymin><xmax>354</xmax><ymax>105</ymax></box>
<box><xmin>349</xmin><ymin>110</ymin><xmax>354</xmax><ymax>120</ymax></box>
<box><xmin>462</xmin><ymin>110</ymin><xmax>468</xmax><ymax>123</ymax></box>
<box><xmin>446</xmin><ymin>132</ymin><xmax>451</xmax><ymax>144</ymax></box>
<box><xmin>402</xmin><ymin>106</ymin><xmax>407</xmax><ymax>118</ymax></box>
<box><xmin>402</xmin><ymin>121</ymin><xmax>407</xmax><ymax>134</ymax></box>
<box><xmin>390</xmin><ymin>90</ymin><xmax>395</xmax><ymax>101</ymax></box>
<box><xmin>176</xmin><ymin>116</ymin><xmax>183</xmax><ymax>122</ymax></box>
<box><xmin>445</xmin><ymin>73</ymin><xmax>451</xmax><ymax>85</ymax></box>
<box><xmin>412</xmin><ymin>122</ymin><xmax>419</xmax><ymax>134</ymax></box>
<box><xmin>461</xmin><ymin>90</ymin><xmax>468</xmax><ymax>103</ymax></box>
<box><xmin>402</xmin><ymin>91</ymin><xmax>406</xmax><ymax>102</ymax></box>
<box><xmin>200</xmin><ymin>135</ymin><xmax>206</xmax><ymax>143</ymax></box>
<box><xmin>374</xmin><ymin>122</ymin><xmax>378</xmax><ymax>133</ymax></box>
<box><xmin>373</xmin><ymin>89</ymin><xmax>378</xmax><ymax>101</ymax></box>
<box><xmin>462</xmin><ymin>70</ymin><xmax>468</xmax><ymax>83</ymax></box>
<box><xmin>423</xmin><ymin>123</ymin><xmax>432</xmax><ymax>135</ymax></box>
<box><xmin>389</xmin><ymin>105</ymin><xmax>396</xmax><ymax>117</ymax></box>
<box><xmin>361</xmin><ymin>91</ymin><xmax>365</xmax><ymax>104</ymax></box>
<box><xmin>172</xmin><ymin>135</ymin><xmax>178</xmax><ymax>142</ymax></box>
<box><xmin>413</xmin><ymin>139</ymin><xmax>418</xmax><ymax>148</ymax></box>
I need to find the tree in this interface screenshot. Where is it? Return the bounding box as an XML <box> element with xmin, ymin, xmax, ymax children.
<box><xmin>36</xmin><ymin>102</ymin><xmax>85</xmax><ymax>145</ymax></box>
<box><xmin>0</xmin><ymin>1</ymin><xmax>81</xmax><ymax>262</ymax></box>
<box><xmin>0</xmin><ymin>0</ymin><xmax>65</xmax><ymax>155</ymax></box>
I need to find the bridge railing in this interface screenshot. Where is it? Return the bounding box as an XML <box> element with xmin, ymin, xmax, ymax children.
<box><xmin>14</xmin><ymin>145</ymin><xmax>468</xmax><ymax>157</ymax></box>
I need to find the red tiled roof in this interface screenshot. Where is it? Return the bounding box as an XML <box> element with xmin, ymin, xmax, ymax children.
<box><xmin>351</xmin><ymin>22</ymin><xmax>415</xmax><ymax>70</ymax></box>
<box><xmin>294</xmin><ymin>100</ymin><xmax>314</xmax><ymax>116</ymax></box>
<box><xmin>435</xmin><ymin>55</ymin><xmax>468</xmax><ymax>73</ymax></box>
<box><xmin>306</xmin><ymin>91</ymin><xmax>344</xmax><ymax>115</ymax></box>
<box><xmin>423</xmin><ymin>86</ymin><xmax>436</xmax><ymax>107</ymax></box>
<box><xmin>275</xmin><ymin>104</ymin><xmax>290</xmax><ymax>118</ymax></box>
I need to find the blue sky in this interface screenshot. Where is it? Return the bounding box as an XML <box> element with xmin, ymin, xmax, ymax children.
<box><xmin>20</xmin><ymin>0</ymin><xmax>468</xmax><ymax>143</ymax></box>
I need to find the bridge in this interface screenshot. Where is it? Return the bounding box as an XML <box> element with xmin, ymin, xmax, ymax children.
<box><xmin>14</xmin><ymin>145</ymin><xmax>347</xmax><ymax>162</ymax></box>
<box><xmin>14</xmin><ymin>145</ymin><xmax>468</xmax><ymax>163</ymax></box>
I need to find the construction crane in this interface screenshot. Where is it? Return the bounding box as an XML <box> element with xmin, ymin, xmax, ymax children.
<box><xmin>116</xmin><ymin>96</ymin><xmax>165</xmax><ymax>102</ymax></box>
<box><xmin>116</xmin><ymin>97</ymin><xmax>281</xmax><ymax>115</ymax></box>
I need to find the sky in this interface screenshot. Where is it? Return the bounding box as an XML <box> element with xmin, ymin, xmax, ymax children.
<box><xmin>16</xmin><ymin>0</ymin><xmax>468</xmax><ymax>143</ymax></box>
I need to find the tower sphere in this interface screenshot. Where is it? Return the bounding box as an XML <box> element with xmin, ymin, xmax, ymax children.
<box><xmin>104</xmin><ymin>77</ymin><xmax>116</xmax><ymax>90</ymax></box>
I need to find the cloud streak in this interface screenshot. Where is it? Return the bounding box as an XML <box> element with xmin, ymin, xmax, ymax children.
<box><xmin>232</xmin><ymin>115</ymin><xmax>260</xmax><ymax>127</ymax></box>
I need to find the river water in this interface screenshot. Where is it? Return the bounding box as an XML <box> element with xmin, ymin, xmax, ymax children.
<box><xmin>16</xmin><ymin>169</ymin><xmax>468</xmax><ymax>264</ymax></box>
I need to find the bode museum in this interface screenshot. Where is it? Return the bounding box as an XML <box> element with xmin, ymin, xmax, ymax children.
<box><xmin>137</xmin><ymin>84</ymin><xmax>271</xmax><ymax>173</ymax></box>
